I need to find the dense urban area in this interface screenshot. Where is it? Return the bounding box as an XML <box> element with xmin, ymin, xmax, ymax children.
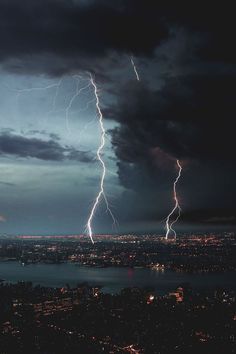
<box><xmin>0</xmin><ymin>233</ymin><xmax>235</xmax><ymax>273</ymax></box>
<box><xmin>0</xmin><ymin>281</ymin><xmax>236</xmax><ymax>353</ymax></box>
<box><xmin>0</xmin><ymin>233</ymin><xmax>236</xmax><ymax>353</ymax></box>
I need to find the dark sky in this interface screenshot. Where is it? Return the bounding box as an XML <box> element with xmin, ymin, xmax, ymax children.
<box><xmin>0</xmin><ymin>0</ymin><xmax>235</xmax><ymax>235</ymax></box>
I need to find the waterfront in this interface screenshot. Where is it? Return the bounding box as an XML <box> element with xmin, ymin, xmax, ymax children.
<box><xmin>0</xmin><ymin>261</ymin><xmax>235</xmax><ymax>294</ymax></box>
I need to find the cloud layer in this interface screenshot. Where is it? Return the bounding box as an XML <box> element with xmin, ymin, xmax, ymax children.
<box><xmin>0</xmin><ymin>132</ymin><xmax>94</xmax><ymax>162</ymax></box>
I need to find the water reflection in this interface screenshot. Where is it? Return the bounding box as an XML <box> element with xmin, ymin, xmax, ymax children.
<box><xmin>0</xmin><ymin>262</ymin><xmax>235</xmax><ymax>295</ymax></box>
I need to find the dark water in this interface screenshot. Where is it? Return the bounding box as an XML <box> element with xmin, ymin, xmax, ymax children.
<box><xmin>0</xmin><ymin>262</ymin><xmax>235</xmax><ymax>294</ymax></box>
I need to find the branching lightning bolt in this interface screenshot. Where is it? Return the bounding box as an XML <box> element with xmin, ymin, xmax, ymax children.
<box><xmin>65</xmin><ymin>75</ymin><xmax>92</xmax><ymax>133</ymax></box>
<box><xmin>130</xmin><ymin>57</ymin><xmax>140</xmax><ymax>81</ymax></box>
<box><xmin>8</xmin><ymin>75</ymin><xmax>93</xmax><ymax>134</ymax></box>
<box><xmin>7</xmin><ymin>74</ymin><xmax>116</xmax><ymax>243</ymax></box>
<box><xmin>6</xmin><ymin>82</ymin><xmax>62</xmax><ymax>109</ymax></box>
<box><xmin>86</xmin><ymin>74</ymin><xmax>116</xmax><ymax>243</ymax></box>
<box><xmin>165</xmin><ymin>159</ymin><xmax>183</xmax><ymax>240</ymax></box>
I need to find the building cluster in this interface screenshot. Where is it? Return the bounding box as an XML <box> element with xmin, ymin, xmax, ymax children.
<box><xmin>0</xmin><ymin>281</ymin><xmax>235</xmax><ymax>353</ymax></box>
<box><xmin>0</xmin><ymin>232</ymin><xmax>235</xmax><ymax>273</ymax></box>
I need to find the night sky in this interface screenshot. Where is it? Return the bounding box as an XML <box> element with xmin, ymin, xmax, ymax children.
<box><xmin>0</xmin><ymin>0</ymin><xmax>235</xmax><ymax>235</ymax></box>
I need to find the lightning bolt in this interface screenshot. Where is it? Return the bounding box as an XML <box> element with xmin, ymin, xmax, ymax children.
<box><xmin>86</xmin><ymin>73</ymin><xmax>116</xmax><ymax>244</ymax></box>
<box><xmin>165</xmin><ymin>159</ymin><xmax>183</xmax><ymax>240</ymax></box>
<box><xmin>6</xmin><ymin>74</ymin><xmax>116</xmax><ymax>243</ymax></box>
<box><xmin>65</xmin><ymin>75</ymin><xmax>92</xmax><ymax>134</ymax></box>
<box><xmin>7</xmin><ymin>76</ymin><xmax>94</xmax><ymax>135</ymax></box>
<box><xmin>6</xmin><ymin>81</ymin><xmax>62</xmax><ymax>110</ymax></box>
<box><xmin>130</xmin><ymin>56</ymin><xmax>140</xmax><ymax>81</ymax></box>
<box><xmin>5</xmin><ymin>80</ymin><xmax>65</xmax><ymax>130</ymax></box>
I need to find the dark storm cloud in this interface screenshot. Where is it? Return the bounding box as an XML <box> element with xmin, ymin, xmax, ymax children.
<box><xmin>0</xmin><ymin>0</ymin><xmax>233</xmax><ymax>79</ymax></box>
<box><xmin>180</xmin><ymin>208</ymin><xmax>236</xmax><ymax>226</ymax></box>
<box><xmin>111</xmin><ymin>73</ymin><xmax>236</xmax><ymax>174</ymax></box>
<box><xmin>0</xmin><ymin>0</ymin><xmax>233</xmax><ymax>70</ymax></box>
<box><xmin>110</xmin><ymin>72</ymin><xmax>236</xmax><ymax>223</ymax></box>
<box><xmin>165</xmin><ymin>2</ymin><xmax>235</xmax><ymax>64</ymax></box>
<box><xmin>0</xmin><ymin>0</ymin><xmax>168</xmax><ymax>74</ymax></box>
<box><xmin>0</xmin><ymin>132</ymin><xmax>94</xmax><ymax>163</ymax></box>
<box><xmin>67</xmin><ymin>149</ymin><xmax>94</xmax><ymax>163</ymax></box>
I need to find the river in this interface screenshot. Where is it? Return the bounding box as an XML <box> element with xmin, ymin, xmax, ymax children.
<box><xmin>0</xmin><ymin>262</ymin><xmax>235</xmax><ymax>294</ymax></box>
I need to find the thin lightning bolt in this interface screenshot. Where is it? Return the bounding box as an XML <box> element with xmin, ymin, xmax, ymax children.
<box><xmin>7</xmin><ymin>74</ymin><xmax>116</xmax><ymax>242</ymax></box>
<box><xmin>130</xmin><ymin>56</ymin><xmax>140</xmax><ymax>81</ymax></box>
<box><xmin>103</xmin><ymin>193</ymin><xmax>118</xmax><ymax>229</ymax></box>
<box><xmin>7</xmin><ymin>76</ymin><xmax>93</xmax><ymax>135</ymax></box>
<box><xmin>65</xmin><ymin>76</ymin><xmax>92</xmax><ymax>133</ymax></box>
<box><xmin>86</xmin><ymin>73</ymin><xmax>116</xmax><ymax>243</ymax></box>
<box><xmin>6</xmin><ymin>81</ymin><xmax>64</xmax><ymax>129</ymax></box>
<box><xmin>51</xmin><ymin>77</ymin><xmax>64</xmax><ymax>113</ymax></box>
<box><xmin>165</xmin><ymin>159</ymin><xmax>183</xmax><ymax>240</ymax></box>
<box><xmin>6</xmin><ymin>82</ymin><xmax>62</xmax><ymax>109</ymax></box>
<box><xmin>42</xmin><ymin>78</ymin><xmax>64</xmax><ymax>127</ymax></box>
<box><xmin>13</xmin><ymin>83</ymin><xmax>60</xmax><ymax>95</ymax></box>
